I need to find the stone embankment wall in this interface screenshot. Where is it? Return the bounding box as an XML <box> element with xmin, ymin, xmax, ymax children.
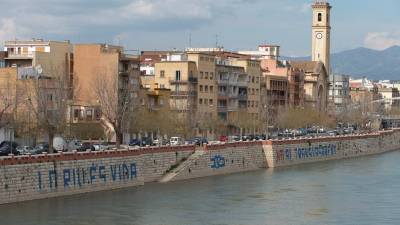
<box><xmin>263</xmin><ymin>129</ymin><xmax>400</xmax><ymax>168</ymax></box>
<box><xmin>0</xmin><ymin>146</ymin><xmax>194</xmax><ymax>205</ymax></box>
<box><xmin>169</xmin><ymin>142</ymin><xmax>266</xmax><ymax>182</ymax></box>
<box><xmin>0</xmin><ymin>129</ymin><xmax>399</xmax><ymax>205</ymax></box>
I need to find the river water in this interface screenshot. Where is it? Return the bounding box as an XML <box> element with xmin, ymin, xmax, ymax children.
<box><xmin>2</xmin><ymin>150</ymin><xmax>400</xmax><ymax>225</ymax></box>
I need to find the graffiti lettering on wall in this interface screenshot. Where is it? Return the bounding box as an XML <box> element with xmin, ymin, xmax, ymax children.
<box><xmin>276</xmin><ymin>144</ymin><xmax>337</xmax><ymax>162</ymax></box>
<box><xmin>211</xmin><ymin>155</ymin><xmax>225</xmax><ymax>169</ymax></box>
<box><xmin>37</xmin><ymin>162</ymin><xmax>137</xmax><ymax>191</ymax></box>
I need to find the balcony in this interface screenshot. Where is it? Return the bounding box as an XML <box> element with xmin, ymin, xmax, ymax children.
<box><xmin>227</xmin><ymin>105</ymin><xmax>238</xmax><ymax>111</ymax></box>
<box><xmin>218</xmin><ymin>106</ymin><xmax>227</xmax><ymax>112</ymax></box>
<box><xmin>188</xmin><ymin>76</ymin><xmax>198</xmax><ymax>83</ymax></box>
<box><xmin>237</xmin><ymin>80</ymin><xmax>248</xmax><ymax>87</ymax></box>
<box><xmin>170</xmin><ymin>91</ymin><xmax>197</xmax><ymax>97</ymax></box>
<box><xmin>169</xmin><ymin>79</ymin><xmax>188</xmax><ymax>85</ymax></box>
<box><xmin>6</xmin><ymin>53</ymin><xmax>34</xmax><ymax>59</ymax></box>
<box><xmin>218</xmin><ymin>92</ymin><xmax>228</xmax><ymax>99</ymax></box>
<box><xmin>238</xmin><ymin>94</ymin><xmax>248</xmax><ymax>101</ymax></box>
<box><xmin>217</xmin><ymin>79</ymin><xmax>229</xmax><ymax>86</ymax></box>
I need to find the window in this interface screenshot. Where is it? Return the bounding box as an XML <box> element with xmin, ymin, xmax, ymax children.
<box><xmin>160</xmin><ymin>70</ymin><xmax>165</xmax><ymax>78</ymax></box>
<box><xmin>210</xmin><ymin>72</ymin><xmax>214</xmax><ymax>80</ymax></box>
<box><xmin>86</xmin><ymin>109</ymin><xmax>93</xmax><ymax>120</ymax></box>
<box><xmin>205</xmin><ymin>85</ymin><xmax>209</xmax><ymax>92</ymax></box>
<box><xmin>95</xmin><ymin>108</ymin><xmax>101</xmax><ymax>120</ymax></box>
<box><xmin>200</xmin><ymin>71</ymin><xmax>204</xmax><ymax>79</ymax></box>
<box><xmin>159</xmin><ymin>99</ymin><xmax>164</xmax><ymax>106</ymax></box>
<box><xmin>175</xmin><ymin>70</ymin><xmax>181</xmax><ymax>80</ymax></box>
<box><xmin>160</xmin><ymin>84</ymin><xmax>165</xmax><ymax>89</ymax></box>
<box><xmin>74</xmin><ymin>109</ymin><xmax>80</xmax><ymax>119</ymax></box>
<box><xmin>210</xmin><ymin>86</ymin><xmax>214</xmax><ymax>93</ymax></box>
<box><xmin>200</xmin><ymin>85</ymin><xmax>203</xmax><ymax>92</ymax></box>
<box><xmin>209</xmin><ymin>99</ymin><xmax>213</xmax><ymax>106</ymax></box>
<box><xmin>199</xmin><ymin>99</ymin><xmax>203</xmax><ymax>105</ymax></box>
<box><xmin>205</xmin><ymin>72</ymin><xmax>209</xmax><ymax>79</ymax></box>
<box><xmin>204</xmin><ymin>99</ymin><xmax>208</xmax><ymax>105</ymax></box>
<box><xmin>318</xmin><ymin>13</ymin><xmax>322</xmax><ymax>22</ymax></box>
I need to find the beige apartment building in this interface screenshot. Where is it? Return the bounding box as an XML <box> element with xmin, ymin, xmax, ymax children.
<box><xmin>3</xmin><ymin>39</ymin><xmax>73</xmax><ymax>87</ymax></box>
<box><xmin>154</xmin><ymin>50</ymin><xmax>262</xmax><ymax>137</ymax></box>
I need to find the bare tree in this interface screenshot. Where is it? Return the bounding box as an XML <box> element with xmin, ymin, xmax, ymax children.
<box><xmin>27</xmin><ymin>76</ymin><xmax>69</xmax><ymax>153</ymax></box>
<box><xmin>93</xmin><ymin>65</ymin><xmax>141</xmax><ymax>148</ymax></box>
<box><xmin>0</xmin><ymin>71</ymin><xmax>15</xmax><ymax>135</ymax></box>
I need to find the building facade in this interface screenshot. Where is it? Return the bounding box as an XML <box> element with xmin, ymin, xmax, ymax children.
<box><xmin>329</xmin><ymin>74</ymin><xmax>350</xmax><ymax>112</ymax></box>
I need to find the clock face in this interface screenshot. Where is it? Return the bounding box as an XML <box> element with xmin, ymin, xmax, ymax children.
<box><xmin>316</xmin><ymin>33</ymin><xmax>323</xmax><ymax>39</ymax></box>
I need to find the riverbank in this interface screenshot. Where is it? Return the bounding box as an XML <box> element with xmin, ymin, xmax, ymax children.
<box><xmin>0</xmin><ymin>129</ymin><xmax>399</xmax><ymax>205</ymax></box>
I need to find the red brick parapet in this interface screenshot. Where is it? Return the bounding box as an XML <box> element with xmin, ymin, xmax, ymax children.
<box><xmin>0</xmin><ymin>145</ymin><xmax>195</xmax><ymax>166</ymax></box>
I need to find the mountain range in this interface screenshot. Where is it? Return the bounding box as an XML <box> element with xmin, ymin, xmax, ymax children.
<box><xmin>286</xmin><ymin>46</ymin><xmax>400</xmax><ymax>81</ymax></box>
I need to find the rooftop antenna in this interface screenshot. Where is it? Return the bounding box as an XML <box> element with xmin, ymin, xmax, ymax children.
<box><xmin>215</xmin><ymin>34</ymin><xmax>219</xmax><ymax>48</ymax></box>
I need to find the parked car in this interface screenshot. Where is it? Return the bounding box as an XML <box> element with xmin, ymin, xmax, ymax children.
<box><xmin>78</xmin><ymin>142</ymin><xmax>92</xmax><ymax>152</ymax></box>
<box><xmin>34</xmin><ymin>142</ymin><xmax>50</xmax><ymax>154</ymax></box>
<box><xmin>218</xmin><ymin>135</ymin><xmax>228</xmax><ymax>142</ymax></box>
<box><xmin>140</xmin><ymin>137</ymin><xmax>153</xmax><ymax>146</ymax></box>
<box><xmin>91</xmin><ymin>142</ymin><xmax>108</xmax><ymax>151</ymax></box>
<box><xmin>16</xmin><ymin>146</ymin><xmax>36</xmax><ymax>155</ymax></box>
<box><xmin>170</xmin><ymin>137</ymin><xmax>184</xmax><ymax>146</ymax></box>
<box><xmin>0</xmin><ymin>141</ymin><xmax>20</xmax><ymax>156</ymax></box>
<box><xmin>192</xmin><ymin>137</ymin><xmax>208</xmax><ymax>146</ymax></box>
<box><xmin>129</xmin><ymin>139</ymin><xmax>141</xmax><ymax>146</ymax></box>
<box><xmin>229</xmin><ymin>136</ymin><xmax>241</xmax><ymax>142</ymax></box>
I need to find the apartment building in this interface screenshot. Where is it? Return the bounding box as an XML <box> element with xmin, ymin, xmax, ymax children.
<box><xmin>3</xmin><ymin>39</ymin><xmax>73</xmax><ymax>85</ymax></box>
<box><xmin>378</xmin><ymin>88</ymin><xmax>400</xmax><ymax>110</ymax></box>
<box><xmin>72</xmin><ymin>44</ymin><xmax>141</xmax><ymax>141</ymax></box>
<box><xmin>0</xmin><ymin>51</ymin><xmax>6</xmax><ymax>68</ymax></box>
<box><xmin>349</xmin><ymin>82</ymin><xmax>381</xmax><ymax>114</ymax></box>
<box><xmin>231</xmin><ymin>58</ymin><xmax>261</xmax><ymax>122</ymax></box>
<box><xmin>329</xmin><ymin>74</ymin><xmax>350</xmax><ymax>112</ymax></box>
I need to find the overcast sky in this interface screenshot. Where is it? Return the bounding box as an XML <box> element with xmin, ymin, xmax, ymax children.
<box><xmin>0</xmin><ymin>0</ymin><xmax>399</xmax><ymax>56</ymax></box>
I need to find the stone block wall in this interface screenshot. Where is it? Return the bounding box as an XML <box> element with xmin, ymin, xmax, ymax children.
<box><xmin>0</xmin><ymin>146</ymin><xmax>194</xmax><ymax>205</ymax></box>
<box><xmin>1</xmin><ymin>129</ymin><xmax>399</xmax><ymax>205</ymax></box>
<box><xmin>170</xmin><ymin>142</ymin><xmax>267</xmax><ymax>182</ymax></box>
<box><xmin>264</xmin><ymin>129</ymin><xmax>400</xmax><ymax>168</ymax></box>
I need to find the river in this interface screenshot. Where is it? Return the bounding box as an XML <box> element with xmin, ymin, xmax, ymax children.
<box><xmin>1</xmin><ymin>150</ymin><xmax>400</xmax><ymax>225</ymax></box>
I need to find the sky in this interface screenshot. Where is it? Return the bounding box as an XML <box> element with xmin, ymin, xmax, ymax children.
<box><xmin>0</xmin><ymin>0</ymin><xmax>399</xmax><ymax>56</ymax></box>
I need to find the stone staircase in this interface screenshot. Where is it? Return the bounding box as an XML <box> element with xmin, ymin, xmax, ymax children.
<box><xmin>159</xmin><ymin>150</ymin><xmax>206</xmax><ymax>183</ymax></box>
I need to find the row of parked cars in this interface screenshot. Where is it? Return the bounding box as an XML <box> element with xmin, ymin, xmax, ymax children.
<box><xmin>0</xmin><ymin>140</ymin><xmax>117</xmax><ymax>157</ymax></box>
<box><xmin>0</xmin><ymin>141</ymin><xmax>51</xmax><ymax>156</ymax></box>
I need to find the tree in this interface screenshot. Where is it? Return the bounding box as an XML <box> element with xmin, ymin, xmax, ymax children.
<box><xmin>28</xmin><ymin>76</ymin><xmax>69</xmax><ymax>153</ymax></box>
<box><xmin>0</xmin><ymin>71</ymin><xmax>15</xmax><ymax>138</ymax></box>
<box><xmin>276</xmin><ymin>107</ymin><xmax>335</xmax><ymax>129</ymax></box>
<box><xmin>93</xmin><ymin>71</ymin><xmax>137</xmax><ymax>148</ymax></box>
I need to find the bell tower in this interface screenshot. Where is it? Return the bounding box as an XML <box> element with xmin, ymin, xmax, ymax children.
<box><xmin>311</xmin><ymin>1</ymin><xmax>331</xmax><ymax>74</ymax></box>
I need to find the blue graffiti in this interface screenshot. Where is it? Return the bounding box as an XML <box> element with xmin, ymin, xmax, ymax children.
<box><xmin>295</xmin><ymin>144</ymin><xmax>337</xmax><ymax>159</ymax></box>
<box><xmin>38</xmin><ymin>162</ymin><xmax>137</xmax><ymax>191</ymax></box>
<box><xmin>211</xmin><ymin>155</ymin><xmax>226</xmax><ymax>169</ymax></box>
<box><xmin>276</xmin><ymin>144</ymin><xmax>337</xmax><ymax>162</ymax></box>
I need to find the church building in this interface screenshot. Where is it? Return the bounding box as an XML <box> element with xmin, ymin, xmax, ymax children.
<box><xmin>292</xmin><ymin>1</ymin><xmax>331</xmax><ymax>111</ymax></box>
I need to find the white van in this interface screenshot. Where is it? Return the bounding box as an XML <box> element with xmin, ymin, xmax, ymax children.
<box><xmin>170</xmin><ymin>137</ymin><xmax>183</xmax><ymax>146</ymax></box>
<box><xmin>53</xmin><ymin>136</ymin><xmax>68</xmax><ymax>152</ymax></box>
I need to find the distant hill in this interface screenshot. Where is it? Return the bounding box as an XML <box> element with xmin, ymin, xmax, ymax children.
<box><xmin>285</xmin><ymin>46</ymin><xmax>400</xmax><ymax>80</ymax></box>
